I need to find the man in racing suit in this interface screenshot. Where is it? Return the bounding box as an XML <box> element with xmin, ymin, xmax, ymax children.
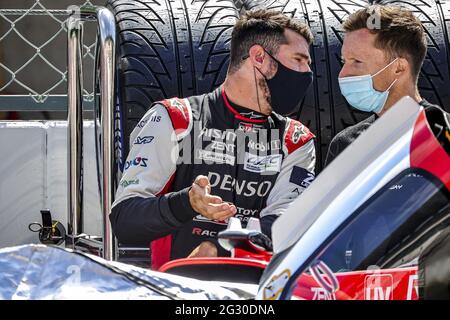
<box><xmin>110</xmin><ymin>10</ymin><xmax>316</xmax><ymax>270</ymax></box>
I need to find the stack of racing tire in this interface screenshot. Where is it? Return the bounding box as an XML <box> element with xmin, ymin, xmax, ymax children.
<box><xmin>106</xmin><ymin>0</ymin><xmax>450</xmax><ymax>172</ymax></box>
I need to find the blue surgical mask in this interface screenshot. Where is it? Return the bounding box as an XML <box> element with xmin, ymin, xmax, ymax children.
<box><xmin>338</xmin><ymin>58</ymin><xmax>398</xmax><ymax>113</ymax></box>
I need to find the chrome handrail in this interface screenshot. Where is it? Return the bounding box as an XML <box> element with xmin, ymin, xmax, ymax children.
<box><xmin>67</xmin><ymin>12</ymin><xmax>84</xmax><ymax>244</ymax></box>
<box><xmin>97</xmin><ymin>7</ymin><xmax>117</xmax><ymax>261</ymax></box>
<box><xmin>67</xmin><ymin>6</ymin><xmax>116</xmax><ymax>260</ymax></box>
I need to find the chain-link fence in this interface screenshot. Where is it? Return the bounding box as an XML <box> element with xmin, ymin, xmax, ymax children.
<box><xmin>0</xmin><ymin>0</ymin><xmax>106</xmax><ymax>118</ymax></box>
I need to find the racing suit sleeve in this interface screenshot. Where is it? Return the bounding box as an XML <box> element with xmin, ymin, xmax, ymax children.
<box><xmin>259</xmin><ymin>139</ymin><xmax>316</xmax><ymax>239</ymax></box>
<box><xmin>109</xmin><ymin>103</ymin><xmax>197</xmax><ymax>246</ymax></box>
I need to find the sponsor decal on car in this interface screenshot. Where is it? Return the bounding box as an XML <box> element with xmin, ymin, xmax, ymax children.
<box><xmin>406</xmin><ymin>274</ymin><xmax>419</xmax><ymax>300</ymax></box>
<box><xmin>311</xmin><ymin>287</ymin><xmax>336</xmax><ymax>300</ymax></box>
<box><xmin>364</xmin><ymin>274</ymin><xmax>394</xmax><ymax>300</ymax></box>
<box><xmin>263</xmin><ymin>269</ymin><xmax>291</xmax><ymax>300</ymax></box>
<box><xmin>293</xmin><ymin>267</ymin><xmax>418</xmax><ymax>300</ymax></box>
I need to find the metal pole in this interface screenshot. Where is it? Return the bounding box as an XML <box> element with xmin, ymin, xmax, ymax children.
<box><xmin>66</xmin><ymin>6</ymin><xmax>117</xmax><ymax>259</ymax></box>
<box><xmin>97</xmin><ymin>7</ymin><xmax>117</xmax><ymax>261</ymax></box>
<box><xmin>67</xmin><ymin>16</ymin><xmax>84</xmax><ymax>247</ymax></box>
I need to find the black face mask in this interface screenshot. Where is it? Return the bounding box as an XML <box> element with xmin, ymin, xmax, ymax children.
<box><xmin>257</xmin><ymin>50</ymin><xmax>313</xmax><ymax>116</ymax></box>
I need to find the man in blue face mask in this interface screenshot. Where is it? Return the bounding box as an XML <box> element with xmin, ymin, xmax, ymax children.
<box><xmin>325</xmin><ymin>4</ymin><xmax>441</xmax><ymax>166</ymax></box>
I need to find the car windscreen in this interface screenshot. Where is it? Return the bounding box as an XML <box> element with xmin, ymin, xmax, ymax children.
<box><xmin>287</xmin><ymin>169</ymin><xmax>450</xmax><ymax>299</ymax></box>
<box><xmin>318</xmin><ymin>170</ymin><xmax>450</xmax><ymax>272</ymax></box>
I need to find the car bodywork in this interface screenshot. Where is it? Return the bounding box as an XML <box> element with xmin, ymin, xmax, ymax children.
<box><xmin>256</xmin><ymin>97</ymin><xmax>450</xmax><ymax>300</ymax></box>
<box><xmin>0</xmin><ymin>244</ymin><xmax>257</xmax><ymax>300</ymax></box>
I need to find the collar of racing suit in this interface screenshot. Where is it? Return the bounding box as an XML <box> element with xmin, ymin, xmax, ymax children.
<box><xmin>221</xmin><ymin>86</ymin><xmax>268</xmax><ymax>123</ymax></box>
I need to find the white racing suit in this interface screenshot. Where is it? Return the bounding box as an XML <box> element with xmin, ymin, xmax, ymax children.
<box><xmin>110</xmin><ymin>86</ymin><xmax>316</xmax><ymax>269</ymax></box>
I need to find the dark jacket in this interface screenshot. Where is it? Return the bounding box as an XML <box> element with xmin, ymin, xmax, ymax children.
<box><xmin>325</xmin><ymin>100</ymin><xmax>439</xmax><ymax>166</ymax></box>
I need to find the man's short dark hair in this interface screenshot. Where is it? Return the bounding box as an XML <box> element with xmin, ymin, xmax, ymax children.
<box><xmin>228</xmin><ymin>9</ymin><xmax>313</xmax><ymax>74</ymax></box>
<box><xmin>343</xmin><ymin>4</ymin><xmax>427</xmax><ymax>81</ymax></box>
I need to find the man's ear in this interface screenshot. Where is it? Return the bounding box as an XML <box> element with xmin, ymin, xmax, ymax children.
<box><xmin>395</xmin><ymin>57</ymin><xmax>408</xmax><ymax>76</ymax></box>
<box><xmin>249</xmin><ymin>45</ymin><xmax>265</xmax><ymax>68</ymax></box>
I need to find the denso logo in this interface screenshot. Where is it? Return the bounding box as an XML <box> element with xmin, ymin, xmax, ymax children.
<box><xmin>124</xmin><ymin>157</ymin><xmax>148</xmax><ymax>170</ymax></box>
<box><xmin>208</xmin><ymin>172</ymin><xmax>272</xmax><ymax>197</ymax></box>
<box><xmin>134</xmin><ymin>136</ymin><xmax>154</xmax><ymax>145</ymax></box>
